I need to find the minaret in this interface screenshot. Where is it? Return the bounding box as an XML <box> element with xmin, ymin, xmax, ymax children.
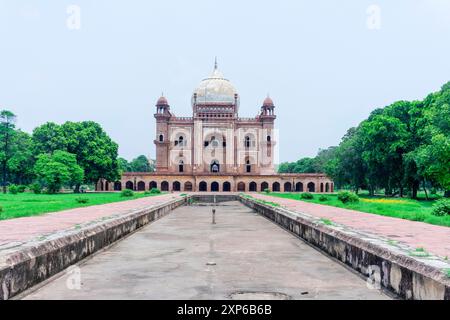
<box><xmin>260</xmin><ymin>95</ymin><xmax>276</xmax><ymax>174</ymax></box>
<box><xmin>261</xmin><ymin>95</ymin><xmax>275</xmax><ymax>117</ymax></box>
<box><xmin>154</xmin><ymin>95</ymin><xmax>171</xmax><ymax>172</ymax></box>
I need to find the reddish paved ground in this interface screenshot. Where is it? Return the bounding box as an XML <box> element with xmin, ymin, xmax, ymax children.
<box><xmin>253</xmin><ymin>193</ymin><xmax>450</xmax><ymax>258</ymax></box>
<box><xmin>0</xmin><ymin>194</ymin><xmax>181</xmax><ymax>246</ymax></box>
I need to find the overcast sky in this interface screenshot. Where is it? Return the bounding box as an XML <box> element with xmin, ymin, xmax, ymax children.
<box><xmin>1</xmin><ymin>0</ymin><xmax>449</xmax><ymax>162</ymax></box>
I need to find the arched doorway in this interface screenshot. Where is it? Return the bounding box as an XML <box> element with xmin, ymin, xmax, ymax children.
<box><xmin>173</xmin><ymin>181</ymin><xmax>181</xmax><ymax>191</ymax></box>
<box><xmin>284</xmin><ymin>182</ymin><xmax>292</xmax><ymax>192</ymax></box>
<box><xmin>125</xmin><ymin>181</ymin><xmax>134</xmax><ymax>190</ymax></box>
<box><xmin>223</xmin><ymin>182</ymin><xmax>231</xmax><ymax>192</ymax></box>
<box><xmin>178</xmin><ymin>160</ymin><xmax>184</xmax><ymax>173</ymax></box>
<box><xmin>137</xmin><ymin>181</ymin><xmax>145</xmax><ymax>191</ymax></box>
<box><xmin>105</xmin><ymin>182</ymin><xmax>109</xmax><ymax>191</ymax></box>
<box><xmin>211</xmin><ymin>182</ymin><xmax>219</xmax><ymax>192</ymax></box>
<box><xmin>261</xmin><ymin>182</ymin><xmax>269</xmax><ymax>191</ymax></box>
<box><xmin>246</xmin><ymin>160</ymin><xmax>251</xmax><ymax>173</ymax></box>
<box><xmin>149</xmin><ymin>181</ymin><xmax>157</xmax><ymax>190</ymax></box>
<box><xmin>161</xmin><ymin>181</ymin><xmax>169</xmax><ymax>191</ymax></box>
<box><xmin>320</xmin><ymin>183</ymin><xmax>324</xmax><ymax>193</ymax></box>
<box><xmin>199</xmin><ymin>181</ymin><xmax>207</xmax><ymax>192</ymax></box>
<box><xmin>295</xmin><ymin>182</ymin><xmax>303</xmax><ymax>192</ymax></box>
<box><xmin>325</xmin><ymin>183</ymin><xmax>330</xmax><ymax>192</ymax></box>
<box><xmin>272</xmin><ymin>182</ymin><xmax>280</xmax><ymax>192</ymax></box>
<box><xmin>307</xmin><ymin>182</ymin><xmax>315</xmax><ymax>192</ymax></box>
<box><xmin>210</xmin><ymin>160</ymin><xmax>220</xmax><ymax>173</ymax></box>
<box><xmin>237</xmin><ymin>182</ymin><xmax>245</xmax><ymax>192</ymax></box>
<box><xmin>114</xmin><ymin>182</ymin><xmax>122</xmax><ymax>191</ymax></box>
<box><xmin>184</xmin><ymin>181</ymin><xmax>193</xmax><ymax>191</ymax></box>
<box><xmin>249</xmin><ymin>181</ymin><xmax>257</xmax><ymax>192</ymax></box>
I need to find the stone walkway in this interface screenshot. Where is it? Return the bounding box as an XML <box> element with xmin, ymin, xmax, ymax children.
<box><xmin>253</xmin><ymin>193</ymin><xmax>450</xmax><ymax>258</ymax></box>
<box><xmin>0</xmin><ymin>194</ymin><xmax>182</xmax><ymax>247</ymax></box>
<box><xmin>22</xmin><ymin>202</ymin><xmax>388</xmax><ymax>300</ymax></box>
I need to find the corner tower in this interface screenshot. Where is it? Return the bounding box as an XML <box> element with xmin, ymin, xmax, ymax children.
<box><xmin>154</xmin><ymin>95</ymin><xmax>171</xmax><ymax>172</ymax></box>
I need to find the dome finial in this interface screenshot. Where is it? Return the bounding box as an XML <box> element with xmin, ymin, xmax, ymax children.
<box><xmin>214</xmin><ymin>56</ymin><xmax>218</xmax><ymax>70</ymax></box>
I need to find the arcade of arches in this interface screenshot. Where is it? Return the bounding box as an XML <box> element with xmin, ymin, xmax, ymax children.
<box><xmin>97</xmin><ymin>173</ymin><xmax>334</xmax><ymax>193</ymax></box>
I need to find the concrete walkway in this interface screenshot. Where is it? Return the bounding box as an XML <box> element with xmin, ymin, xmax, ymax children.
<box><xmin>0</xmin><ymin>194</ymin><xmax>182</xmax><ymax>247</ymax></box>
<box><xmin>253</xmin><ymin>193</ymin><xmax>450</xmax><ymax>258</ymax></box>
<box><xmin>21</xmin><ymin>201</ymin><xmax>388</xmax><ymax>300</ymax></box>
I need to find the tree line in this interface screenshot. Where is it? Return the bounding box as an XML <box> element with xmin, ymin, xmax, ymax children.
<box><xmin>278</xmin><ymin>82</ymin><xmax>450</xmax><ymax>198</ymax></box>
<box><xmin>0</xmin><ymin>111</ymin><xmax>153</xmax><ymax>193</ymax></box>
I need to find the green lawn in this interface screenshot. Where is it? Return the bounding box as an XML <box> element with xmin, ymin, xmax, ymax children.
<box><xmin>265</xmin><ymin>192</ymin><xmax>450</xmax><ymax>227</ymax></box>
<box><xmin>0</xmin><ymin>192</ymin><xmax>162</xmax><ymax>220</ymax></box>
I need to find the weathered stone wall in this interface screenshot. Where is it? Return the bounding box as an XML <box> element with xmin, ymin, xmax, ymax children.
<box><xmin>239</xmin><ymin>196</ymin><xmax>450</xmax><ymax>300</ymax></box>
<box><xmin>0</xmin><ymin>197</ymin><xmax>186</xmax><ymax>300</ymax></box>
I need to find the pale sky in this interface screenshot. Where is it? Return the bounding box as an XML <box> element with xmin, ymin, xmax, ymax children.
<box><xmin>1</xmin><ymin>0</ymin><xmax>449</xmax><ymax>162</ymax></box>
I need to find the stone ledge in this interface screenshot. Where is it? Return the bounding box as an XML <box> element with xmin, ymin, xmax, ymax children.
<box><xmin>239</xmin><ymin>195</ymin><xmax>450</xmax><ymax>300</ymax></box>
<box><xmin>0</xmin><ymin>197</ymin><xmax>186</xmax><ymax>300</ymax></box>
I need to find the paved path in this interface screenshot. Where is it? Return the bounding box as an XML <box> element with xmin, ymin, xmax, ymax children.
<box><xmin>0</xmin><ymin>194</ymin><xmax>181</xmax><ymax>247</ymax></box>
<box><xmin>22</xmin><ymin>201</ymin><xmax>388</xmax><ymax>300</ymax></box>
<box><xmin>253</xmin><ymin>194</ymin><xmax>450</xmax><ymax>258</ymax></box>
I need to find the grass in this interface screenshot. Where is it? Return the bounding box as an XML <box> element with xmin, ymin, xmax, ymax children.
<box><xmin>319</xmin><ymin>218</ymin><xmax>334</xmax><ymax>226</ymax></box>
<box><xmin>444</xmin><ymin>269</ymin><xmax>450</xmax><ymax>278</ymax></box>
<box><xmin>264</xmin><ymin>192</ymin><xmax>450</xmax><ymax>227</ymax></box>
<box><xmin>241</xmin><ymin>194</ymin><xmax>281</xmax><ymax>208</ymax></box>
<box><xmin>409</xmin><ymin>247</ymin><xmax>431</xmax><ymax>258</ymax></box>
<box><xmin>0</xmin><ymin>192</ymin><xmax>163</xmax><ymax>220</ymax></box>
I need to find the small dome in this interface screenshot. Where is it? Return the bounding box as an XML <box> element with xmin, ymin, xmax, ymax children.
<box><xmin>156</xmin><ymin>96</ymin><xmax>168</xmax><ymax>106</ymax></box>
<box><xmin>193</xmin><ymin>62</ymin><xmax>238</xmax><ymax>105</ymax></box>
<box><xmin>263</xmin><ymin>96</ymin><xmax>274</xmax><ymax>107</ymax></box>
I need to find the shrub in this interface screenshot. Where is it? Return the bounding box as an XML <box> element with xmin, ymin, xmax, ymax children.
<box><xmin>8</xmin><ymin>184</ymin><xmax>19</xmax><ymax>195</ymax></box>
<box><xmin>17</xmin><ymin>185</ymin><xmax>27</xmax><ymax>193</ymax></box>
<box><xmin>263</xmin><ymin>188</ymin><xmax>270</xmax><ymax>194</ymax></box>
<box><xmin>319</xmin><ymin>195</ymin><xmax>328</xmax><ymax>202</ymax></box>
<box><xmin>431</xmin><ymin>199</ymin><xmax>450</xmax><ymax>217</ymax></box>
<box><xmin>75</xmin><ymin>197</ymin><xmax>89</xmax><ymax>204</ymax></box>
<box><xmin>300</xmin><ymin>192</ymin><xmax>314</xmax><ymax>200</ymax></box>
<box><xmin>337</xmin><ymin>191</ymin><xmax>359</xmax><ymax>204</ymax></box>
<box><xmin>430</xmin><ymin>188</ymin><xmax>437</xmax><ymax>195</ymax></box>
<box><xmin>121</xmin><ymin>189</ymin><xmax>134</xmax><ymax>197</ymax></box>
<box><xmin>150</xmin><ymin>188</ymin><xmax>161</xmax><ymax>194</ymax></box>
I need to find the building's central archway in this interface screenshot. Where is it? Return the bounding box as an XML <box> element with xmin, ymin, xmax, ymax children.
<box><xmin>211</xmin><ymin>182</ymin><xmax>219</xmax><ymax>192</ymax></box>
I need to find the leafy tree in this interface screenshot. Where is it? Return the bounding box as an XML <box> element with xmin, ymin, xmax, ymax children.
<box><xmin>0</xmin><ymin>111</ymin><xmax>17</xmax><ymax>193</ymax></box>
<box><xmin>34</xmin><ymin>151</ymin><xmax>84</xmax><ymax>193</ymax></box>
<box><xmin>118</xmin><ymin>157</ymin><xmax>130</xmax><ymax>174</ymax></box>
<box><xmin>359</xmin><ymin>115</ymin><xmax>408</xmax><ymax>195</ymax></box>
<box><xmin>415</xmin><ymin>134</ymin><xmax>450</xmax><ymax>196</ymax></box>
<box><xmin>62</xmin><ymin>121</ymin><xmax>119</xmax><ymax>190</ymax></box>
<box><xmin>128</xmin><ymin>155</ymin><xmax>154</xmax><ymax>172</ymax></box>
<box><xmin>32</xmin><ymin>121</ymin><xmax>120</xmax><ymax>192</ymax></box>
<box><xmin>8</xmin><ymin>130</ymin><xmax>34</xmax><ymax>185</ymax></box>
<box><xmin>117</xmin><ymin>156</ymin><xmax>155</xmax><ymax>173</ymax></box>
<box><xmin>325</xmin><ymin>128</ymin><xmax>366</xmax><ymax>193</ymax></box>
<box><xmin>32</xmin><ymin>122</ymin><xmax>68</xmax><ymax>155</ymax></box>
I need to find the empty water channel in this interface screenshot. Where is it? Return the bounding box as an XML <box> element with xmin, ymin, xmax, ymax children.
<box><xmin>22</xmin><ymin>195</ymin><xmax>389</xmax><ymax>300</ymax></box>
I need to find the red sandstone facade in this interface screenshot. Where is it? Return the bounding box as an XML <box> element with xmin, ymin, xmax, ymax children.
<box><xmin>98</xmin><ymin>62</ymin><xmax>333</xmax><ymax>192</ymax></box>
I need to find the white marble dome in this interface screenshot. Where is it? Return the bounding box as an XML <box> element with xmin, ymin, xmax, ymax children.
<box><xmin>193</xmin><ymin>63</ymin><xmax>238</xmax><ymax>104</ymax></box>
